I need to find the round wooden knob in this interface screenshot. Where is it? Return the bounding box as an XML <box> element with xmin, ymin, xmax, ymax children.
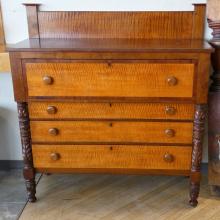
<box><xmin>165</xmin><ymin>129</ymin><xmax>175</xmax><ymax>137</ymax></box>
<box><xmin>165</xmin><ymin>106</ymin><xmax>176</xmax><ymax>115</ymax></box>
<box><xmin>48</xmin><ymin>128</ymin><xmax>59</xmax><ymax>136</ymax></box>
<box><xmin>167</xmin><ymin>76</ymin><xmax>178</xmax><ymax>86</ymax></box>
<box><xmin>47</xmin><ymin>106</ymin><xmax>57</xmax><ymax>114</ymax></box>
<box><xmin>50</xmin><ymin>152</ymin><xmax>60</xmax><ymax>161</ymax></box>
<box><xmin>43</xmin><ymin>76</ymin><xmax>53</xmax><ymax>85</ymax></box>
<box><xmin>163</xmin><ymin>153</ymin><xmax>174</xmax><ymax>163</ymax></box>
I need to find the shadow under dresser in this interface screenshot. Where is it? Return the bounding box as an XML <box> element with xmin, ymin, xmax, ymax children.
<box><xmin>8</xmin><ymin>3</ymin><xmax>213</xmax><ymax>207</ymax></box>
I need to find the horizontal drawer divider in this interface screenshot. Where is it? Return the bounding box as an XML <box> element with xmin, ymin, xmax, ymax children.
<box><xmin>30</xmin><ymin>118</ymin><xmax>194</xmax><ymax>122</ymax></box>
<box><xmin>31</xmin><ymin>142</ymin><xmax>192</xmax><ymax>146</ymax></box>
<box><xmin>28</xmin><ymin>96</ymin><xmax>195</xmax><ymax>103</ymax></box>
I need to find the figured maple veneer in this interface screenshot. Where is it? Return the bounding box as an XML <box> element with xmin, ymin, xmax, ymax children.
<box><xmin>8</xmin><ymin>3</ymin><xmax>212</xmax><ymax>205</ymax></box>
<box><xmin>32</xmin><ymin>145</ymin><xmax>192</xmax><ymax>170</ymax></box>
<box><xmin>25</xmin><ymin>62</ymin><xmax>195</xmax><ymax>98</ymax></box>
<box><xmin>30</xmin><ymin>121</ymin><xmax>193</xmax><ymax>144</ymax></box>
<box><xmin>29</xmin><ymin>102</ymin><xmax>195</xmax><ymax>120</ymax></box>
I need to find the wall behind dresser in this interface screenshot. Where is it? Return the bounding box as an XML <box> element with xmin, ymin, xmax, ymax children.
<box><xmin>0</xmin><ymin>0</ymin><xmax>211</xmax><ymax>162</ymax></box>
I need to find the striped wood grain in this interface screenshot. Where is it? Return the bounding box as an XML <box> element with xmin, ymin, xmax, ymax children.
<box><xmin>30</xmin><ymin>121</ymin><xmax>193</xmax><ymax>144</ymax></box>
<box><xmin>26</xmin><ymin>62</ymin><xmax>194</xmax><ymax>98</ymax></box>
<box><xmin>32</xmin><ymin>145</ymin><xmax>192</xmax><ymax>170</ymax></box>
<box><xmin>38</xmin><ymin>11</ymin><xmax>194</xmax><ymax>39</ymax></box>
<box><xmin>29</xmin><ymin>102</ymin><xmax>194</xmax><ymax>120</ymax></box>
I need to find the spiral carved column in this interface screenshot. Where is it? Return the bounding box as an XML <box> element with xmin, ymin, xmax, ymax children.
<box><xmin>190</xmin><ymin>105</ymin><xmax>207</xmax><ymax>207</ymax></box>
<box><xmin>17</xmin><ymin>102</ymin><xmax>36</xmax><ymax>202</ymax></box>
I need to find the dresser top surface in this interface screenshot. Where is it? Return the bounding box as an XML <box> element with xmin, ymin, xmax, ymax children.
<box><xmin>7</xmin><ymin>38</ymin><xmax>213</xmax><ymax>53</ymax></box>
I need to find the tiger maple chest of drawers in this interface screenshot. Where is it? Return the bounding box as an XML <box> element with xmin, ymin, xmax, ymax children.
<box><xmin>8</xmin><ymin>3</ymin><xmax>213</xmax><ymax>206</ymax></box>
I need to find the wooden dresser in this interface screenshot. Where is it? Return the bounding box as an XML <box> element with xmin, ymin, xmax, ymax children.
<box><xmin>8</xmin><ymin>3</ymin><xmax>213</xmax><ymax>206</ymax></box>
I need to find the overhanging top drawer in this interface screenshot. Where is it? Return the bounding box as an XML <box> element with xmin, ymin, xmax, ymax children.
<box><xmin>25</xmin><ymin>61</ymin><xmax>195</xmax><ymax>98</ymax></box>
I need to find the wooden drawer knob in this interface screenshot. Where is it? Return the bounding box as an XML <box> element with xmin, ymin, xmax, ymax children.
<box><xmin>48</xmin><ymin>128</ymin><xmax>59</xmax><ymax>136</ymax></box>
<box><xmin>43</xmin><ymin>76</ymin><xmax>53</xmax><ymax>85</ymax></box>
<box><xmin>50</xmin><ymin>152</ymin><xmax>60</xmax><ymax>161</ymax></box>
<box><xmin>163</xmin><ymin>153</ymin><xmax>174</xmax><ymax>163</ymax></box>
<box><xmin>165</xmin><ymin>129</ymin><xmax>175</xmax><ymax>137</ymax></box>
<box><xmin>47</xmin><ymin>106</ymin><xmax>57</xmax><ymax>114</ymax></box>
<box><xmin>167</xmin><ymin>76</ymin><xmax>178</xmax><ymax>86</ymax></box>
<box><xmin>165</xmin><ymin>106</ymin><xmax>176</xmax><ymax>115</ymax></box>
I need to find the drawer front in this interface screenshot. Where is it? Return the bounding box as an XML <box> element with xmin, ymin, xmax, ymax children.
<box><xmin>29</xmin><ymin>102</ymin><xmax>194</xmax><ymax>120</ymax></box>
<box><xmin>26</xmin><ymin>62</ymin><xmax>194</xmax><ymax>98</ymax></box>
<box><xmin>32</xmin><ymin>145</ymin><xmax>192</xmax><ymax>170</ymax></box>
<box><xmin>30</xmin><ymin>121</ymin><xmax>193</xmax><ymax>144</ymax></box>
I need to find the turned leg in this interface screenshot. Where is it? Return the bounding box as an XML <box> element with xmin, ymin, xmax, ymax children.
<box><xmin>18</xmin><ymin>102</ymin><xmax>36</xmax><ymax>202</ymax></box>
<box><xmin>189</xmin><ymin>104</ymin><xmax>207</xmax><ymax>207</ymax></box>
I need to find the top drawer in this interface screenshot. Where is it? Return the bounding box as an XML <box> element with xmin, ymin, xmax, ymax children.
<box><xmin>25</xmin><ymin>62</ymin><xmax>194</xmax><ymax>98</ymax></box>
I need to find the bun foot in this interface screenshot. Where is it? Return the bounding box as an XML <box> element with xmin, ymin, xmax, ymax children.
<box><xmin>28</xmin><ymin>196</ymin><xmax>37</xmax><ymax>203</ymax></box>
<box><xmin>189</xmin><ymin>199</ymin><xmax>198</xmax><ymax>207</ymax></box>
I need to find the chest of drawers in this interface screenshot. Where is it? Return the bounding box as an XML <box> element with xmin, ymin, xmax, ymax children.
<box><xmin>8</xmin><ymin>3</ymin><xmax>213</xmax><ymax>206</ymax></box>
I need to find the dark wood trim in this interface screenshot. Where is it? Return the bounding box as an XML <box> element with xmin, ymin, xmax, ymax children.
<box><xmin>31</xmin><ymin>142</ymin><xmax>192</xmax><ymax>146</ymax></box>
<box><xmin>192</xmin><ymin>4</ymin><xmax>206</xmax><ymax>39</ymax></box>
<box><xmin>28</xmin><ymin>97</ymin><xmax>197</xmax><ymax>103</ymax></box>
<box><xmin>189</xmin><ymin>104</ymin><xmax>207</xmax><ymax>207</ymax></box>
<box><xmin>30</xmin><ymin>118</ymin><xmax>194</xmax><ymax>122</ymax></box>
<box><xmin>17</xmin><ymin>102</ymin><xmax>36</xmax><ymax>202</ymax></box>
<box><xmin>8</xmin><ymin>39</ymin><xmax>213</xmax><ymax>53</ymax></box>
<box><xmin>9</xmin><ymin>52</ymin><xmax>26</xmax><ymax>102</ymax></box>
<box><xmin>23</xmin><ymin>3</ymin><xmax>40</xmax><ymax>38</ymax></box>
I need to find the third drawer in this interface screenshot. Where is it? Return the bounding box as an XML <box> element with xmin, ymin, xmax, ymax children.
<box><xmin>30</xmin><ymin>121</ymin><xmax>193</xmax><ymax>144</ymax></box>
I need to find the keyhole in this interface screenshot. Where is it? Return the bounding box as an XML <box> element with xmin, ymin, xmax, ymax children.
<box><xmin>109</xmin><ymin>146</ymin><xmax>113</xmax><ymax>151</ymax></box>
<box><xmin>107</xmin><ymin>61</ymin><xmax>112</xmax><ymax>67</ymax></box>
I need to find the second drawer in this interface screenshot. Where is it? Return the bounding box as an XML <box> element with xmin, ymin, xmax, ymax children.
<box><xmin>30</xmin><ymin>121</ymin><xmax>193</xmax><ymax>144</ymax></box>
<box><xmin>29</xmin><ymin>102</ymin><xmax>195</xmax><ymax>120</ymax></box>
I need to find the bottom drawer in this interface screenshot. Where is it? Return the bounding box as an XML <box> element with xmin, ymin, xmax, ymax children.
<box><xmin>32</xmin><ymin>145</ymin><xmax>192</xmax><ymax>170</ymax></box>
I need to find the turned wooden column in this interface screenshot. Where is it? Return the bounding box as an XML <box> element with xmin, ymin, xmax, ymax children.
<box><xmin>207</xmin><ymin>0</ymin><xmax>220</xmax><ymax>196</ymax></box>
<box><xmin>17</xmin><ymin>102</ymin><xmax>36</xmax><ymax>202</ymax></box>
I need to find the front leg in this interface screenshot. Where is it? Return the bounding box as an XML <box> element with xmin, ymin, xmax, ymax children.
<box><xmin>189</xmin><ymin>104</ymin><xmax>207</xmax><ymax>207</ymax></box>
<box><xmin>18</xmin><ymin>102</ymin><xmax>36</xmax><ymax>202</ymax></box>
